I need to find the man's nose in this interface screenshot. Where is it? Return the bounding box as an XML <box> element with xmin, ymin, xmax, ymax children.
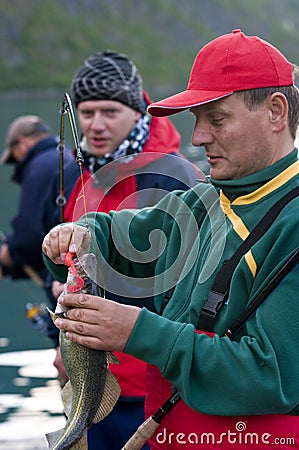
<box><xmin>91</xmin><ymin>112</ymin><xmax>105</xmax><ymax>130</ymax></box>
<box><xmin>192</xmin><ymin>124</ymin><xmax>214</xmax><ymax>147</ymax></box>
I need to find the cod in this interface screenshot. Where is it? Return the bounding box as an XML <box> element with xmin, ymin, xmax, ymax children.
<box><xmin>46</xmin><ymin>253</ymin><xmax>120</xmax><ymax>450</ymax></box>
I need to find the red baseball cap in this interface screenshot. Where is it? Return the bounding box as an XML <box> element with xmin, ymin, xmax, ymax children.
<box><xmin>147</xmin><ymin>29</ymin><xmax>294</xmax><ymax>117</ymax></box>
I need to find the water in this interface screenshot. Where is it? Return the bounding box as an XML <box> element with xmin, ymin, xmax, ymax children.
<box><xmin>0</xmin><ymin>92</ymin><xmax>69</xmax><ymax>449</ymax></box>
<box><xmin>0</xmin><ymin>218</ymin><xmax>65</xmax><ymax>448</ymax></box>
<box><xmin>0</xmin><ymin>278</ymin><xmax>65</xmax><ymax>449</ymax></box>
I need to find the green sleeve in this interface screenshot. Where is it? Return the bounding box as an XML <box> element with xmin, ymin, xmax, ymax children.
<box><xmin>125</xmin><ymin>264</ymin><xmax>299</xmax><ymax>416</ymax></box>
<box><xmin>43</xmin><ymin>189</ymin><xmax>188</xmax><ymax>283</ymax></box>
<box><xmin>42</xmin><ymin>256</ymin><xmax>68</xmax><ymax>283</ymax></box>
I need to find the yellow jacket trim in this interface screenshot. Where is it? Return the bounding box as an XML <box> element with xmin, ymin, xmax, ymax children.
<box><xmin>232</xmin><ymin>161</ymin><xmax>299</xmax><ymax>206</ymax></box>
<box><xmin>219</xmin><ymin>160</ymin><xmax>299</xmax><ymax>277</ymax></box>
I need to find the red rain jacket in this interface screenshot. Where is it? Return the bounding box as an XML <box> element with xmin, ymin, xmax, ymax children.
<box><xmin>64</xmin><ymin>97</ymin><xmax>202</xmax><ymax>397</ymax></box>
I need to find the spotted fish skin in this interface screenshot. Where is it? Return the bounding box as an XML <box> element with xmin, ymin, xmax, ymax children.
<box><xmin>46</xmin><ymin>253</ymin><xmax>120</xmax><ymax>450</ymax></box>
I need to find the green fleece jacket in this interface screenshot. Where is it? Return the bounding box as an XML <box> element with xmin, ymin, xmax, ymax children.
<box><xmin>45</xmin><ymin>149</ymin><xmax>299</xmax><ymax>416</ymax></box>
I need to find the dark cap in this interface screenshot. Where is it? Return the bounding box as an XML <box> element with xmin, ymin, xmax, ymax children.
<box><xmin>71</xmin><ymin>50</ymin><xmax>145</xmax><ymax>113</ymax></box>
<box><xmin>1</xmin><ymin>115</ymin><xmax>52</xmax><ymax>164</ymax></box>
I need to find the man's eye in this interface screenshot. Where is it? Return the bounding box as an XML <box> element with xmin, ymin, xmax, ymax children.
<box><xmin>211</xmin><ymin>117</ymin><xmax>224</xmax><ymax>125</ymax></box>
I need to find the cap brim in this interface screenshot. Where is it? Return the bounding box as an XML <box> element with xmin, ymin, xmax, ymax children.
<box><xmin>147</xmin><ymin>89</ymin><xmax>233</xmax><ymax>117</ymax></box>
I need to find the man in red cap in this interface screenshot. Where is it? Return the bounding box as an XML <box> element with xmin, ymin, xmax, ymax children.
<box><xmin>47</xmin><ymin>50</ymin><xmax>201</xmax><ymax>450</ymax></box>
<box><xmin>42</xmin><ymin>30</ymin><xmax>299</xmax><ymax>449</ymax></box>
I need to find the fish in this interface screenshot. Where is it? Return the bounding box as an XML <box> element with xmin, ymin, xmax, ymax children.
<box><xmin>46</xmin><ymin>252</ymin><xmax>121</xmax><ymax>450</ymax></box>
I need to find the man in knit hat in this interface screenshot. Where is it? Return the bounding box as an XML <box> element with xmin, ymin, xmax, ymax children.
<box><xmin>49</xmin><ymin>50</ymin><xmax>201</xmax><ymax>450</ymax></box>
<box><xmin>44</xmin><ymin>31</ymin><xmax>299</xmax><ymax>449</ymax></box>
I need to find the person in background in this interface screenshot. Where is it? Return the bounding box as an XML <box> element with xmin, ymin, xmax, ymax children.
<box><xmin>43</xmin><ymin>30</ymin><xmax>299</xmax><ymax>450</ymax></box>
<box><xmin>0</xmin><ymin>115</ymin><xmax>78</xmax><ymax>281</ymax></box>
<box><xmin>0</xmin><ymin>115</ymin><xmax>79</xmax><ymax>338</ymax></box>
<box><xmin>49</xmin><ymin>50</ymin><xmax>202</xmax><ymax>450</ymax></box>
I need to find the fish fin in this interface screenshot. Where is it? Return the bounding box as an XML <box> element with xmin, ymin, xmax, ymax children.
<box><xmin>61</xmin><ymin>380</ymin><xmax>73</xmax><ymax>418</ymax></box>
<box><xmin>46</xmin><ymin>306</ymin><xmax>65</xmax><ymax>323</ymax></box>
<box><xmin>107</xmin><ymin>351</ymin><xmax>119</xmax><ymax>364</ymax></box>
<box><xmin>92</xmin><ymin>369</ymin><xmax>121</xmax><ymax>423</ymax></box>
<box><xmin>46</xmin><ymin>427</ymin><xmax>65</xmax><ymax>449</ymax></box>
<box><xmin>46</xmin><ymin>307</ymin><xmax>58</xmax><ymax>323</ymax></box>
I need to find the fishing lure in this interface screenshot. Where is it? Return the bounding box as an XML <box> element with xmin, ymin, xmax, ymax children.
<box><xmin>64</xmin><ymin>251</ymin><xmax>85</xmax><ymax>292</ymax></box>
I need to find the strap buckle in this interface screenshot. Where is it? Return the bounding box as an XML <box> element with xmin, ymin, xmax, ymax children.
<box><xmin>196</xmin><ymin>290</ymin><xmax>226</xmax><ymax>331</ymax></box>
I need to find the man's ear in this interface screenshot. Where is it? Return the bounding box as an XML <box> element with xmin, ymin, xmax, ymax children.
<box><xmin>134</xmin><ymin>111</ymin><xmax>141</xmax><ymax>123</ymax></box>
<box><xmin>267</xmin><ymin>92</ymin><xmax>288</xmax><ymax>132</ymax></box>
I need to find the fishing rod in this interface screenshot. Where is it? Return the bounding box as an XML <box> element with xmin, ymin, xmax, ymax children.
<box><xmin>57</xmin><ymin>97</ymin><xmax>67</xmax><ymax>223</ymax></box>
<box><xmin>63</xmin><ymin>93</ymin><xmax>84</xmax><ymax>165</ymax></box>
<box><xmin>121</xmin><ymin>389</ymin><xmax>181</xmax><ymax>450</ymax></box>
<box><xmin>57</xmin><ymin>93</ymin><xmax>85</xmax><ymax>223</ymax></box>
<box><xmin>57</xmin><ymin>93</ymin><xmax>89</xmax><ymax>230</ymax></box>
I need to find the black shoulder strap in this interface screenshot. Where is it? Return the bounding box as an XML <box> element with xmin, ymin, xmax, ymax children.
<box><xmin>197</xmin><ymin>186</ymin><xmax>299</xmax><ymax>331</ymax></box>
<box><xmin>225</xmin><ymin>247</ymin><xmax>299</xmax><ymax>338</ymax></box>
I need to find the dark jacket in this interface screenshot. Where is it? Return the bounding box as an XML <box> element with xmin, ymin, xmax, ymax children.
<box><xmin>5</xmin><ymin>135</ymin><xmax>79</xmax><ymax>280</ymax></box>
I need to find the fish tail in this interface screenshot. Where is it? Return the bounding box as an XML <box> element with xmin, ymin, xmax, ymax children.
<box><xmin>46</xmin><ymin>428</ymin><xmax>63</xmax><ymax>449</ymax></box>
<box><xmin>46</xmin><ymin>428</ymin><xmax>88</xmax><ymax>450</ymax></box>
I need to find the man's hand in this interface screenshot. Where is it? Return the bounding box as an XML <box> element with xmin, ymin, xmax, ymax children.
<box><xmin>0</xmin><ymin>243</ymin><xmax>13</xmax><ymax>267</ymax></box>
<box><xmin>52</xmin><ymin>280</ymin><xmax>64</xmax><ymax>299</ymax></box>
<box><xmin>42</xmin><ymin>224</ymin><xmax>91</xmax><ymax>264</ymax></box>
<box><xmin>53</xmin><ymin>293</ymin><xmax>141</xmax><ymax>352</ymax></box>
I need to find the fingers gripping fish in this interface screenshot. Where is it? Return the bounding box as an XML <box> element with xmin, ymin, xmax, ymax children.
<box><xmin>46</xmin><ymin>252</ymin><xmax>120</xmax><ymax>450</ymax></box>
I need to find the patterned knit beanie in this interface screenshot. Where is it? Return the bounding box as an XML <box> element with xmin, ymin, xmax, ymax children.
<box><xmin>71</xmin><ymin>50</ymin><xmax>145</xmax><ymax>113</ymax></box>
